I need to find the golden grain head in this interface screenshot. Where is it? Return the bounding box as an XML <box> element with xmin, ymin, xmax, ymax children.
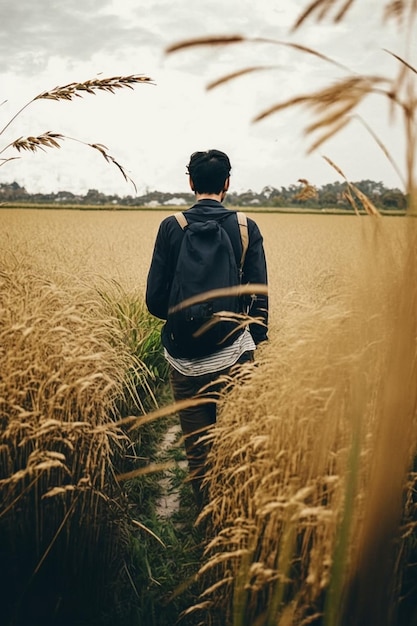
<box><xmin>11</xmin><ymin>132</ymin><xmax>64</xmax><ymax>153</ymax></box>
<box><xmin>34</xmin><ymin>74</ymin><xmax>154</xmax><ymax>102</ymax></box>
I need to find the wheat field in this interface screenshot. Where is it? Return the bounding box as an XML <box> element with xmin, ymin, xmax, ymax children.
<box><xmin>0</xmin><ymin>207</ymin><xmax>404</xmax><ymax>318</ymax></box>
<box><xmin>1</xmin><ymin>208</ymin><xmax>416</xmax><ymax>625</ymax></box>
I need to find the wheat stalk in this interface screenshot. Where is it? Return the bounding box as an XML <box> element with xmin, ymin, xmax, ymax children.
<box><xmin>0</xmin><ymin>74</ymin><xmax>153</xmax><ymax>190</ymax></box>
<box><xmin>253</xmin><ymin>75</ymin><xmax>389</xmax><ymax>145</ymax></box>
<box><xmin>292</xmin><ymin>0</ymin><xmax>356</xmax><ymax>29</ymax></box>
<box><xmin>87</xmin><ymin>142</ymin><xmax>138</xmax><ymax>191</ymax></box>
<box><xmin>1</xmin><ymin>131</ymin><xmax>138</xmax><ymax>191</ymax></box>
<box><xmin>9</xmin><ymin>131</ymin><xmax>64</xmax><ymax>153</ymax></box>
<box><xmin>323</xmin><ymin>155</ymin><xmax>381</xmax><ymax>215</ymax></box>
<box><xmin>34</xmin><ymin>74</ymin><xmax>154</xmax><ymax>102</ymax></box>
<box><xmin>295</xmin><ymin>179</ymin><xmax>319</xmax><ymax>201</ymax></box>
<box><xmin>0</xmin><ymin>156</ymin><xmax>19</xmax><ymax>167</ymax></box>
<box><xmin>167</xmin><ymin>284</ymin><xmax>268</xmax><ymax>316</ymax></box>
<box><xmin>167</xmin><ymin>35</ymin><xmax>352</xmax><ymax>75</ymax></box>
<box><xmin>0</xmin><ymin>75</ymin><xmax>154</xmax><ymax>138</ymax></box>
<box><xmin>293</xmin><ymin>0</ymin><xmax>416</xmax><ymax>30</ymax></box>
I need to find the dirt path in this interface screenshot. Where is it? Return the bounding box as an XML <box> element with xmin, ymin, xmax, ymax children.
<box><xmin>155</xmin><ymin>423</ymin><xmax>187</xmax><ymax>518</ymax></box>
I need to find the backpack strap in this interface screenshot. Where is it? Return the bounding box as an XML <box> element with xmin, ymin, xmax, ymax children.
<box><xmin>174</xmin><ymin>212</ymin><xmax>188</xmax><ymax>230</ymax></box>
<box><xmin>236</xmin><ymin>211</ymin><xmax>248</xmax><ymax>269</ymax></box>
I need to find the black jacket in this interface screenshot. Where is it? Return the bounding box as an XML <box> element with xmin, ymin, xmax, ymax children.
<box><xmin>146</xmin><ymin>199</ymin><xmax>268</xmax><ymax>349</ymax></box>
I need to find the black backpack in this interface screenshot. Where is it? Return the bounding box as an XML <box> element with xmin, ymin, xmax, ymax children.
<box><xmin>164</xmin><ymin>211</ymin><xmax>248</xmax><ymax>359</ymax></box>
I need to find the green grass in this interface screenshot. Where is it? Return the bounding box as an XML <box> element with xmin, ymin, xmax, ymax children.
<box><xmin>96</xmin><ymin>280</ymin><xmax>169</xmax><ymax>415</ymax></box>
<box><xmin>113</xmin><ymin>420</ymin><xmax>206</xmax><ymax>626</ymax></box>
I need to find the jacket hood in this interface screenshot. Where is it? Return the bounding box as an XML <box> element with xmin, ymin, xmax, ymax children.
<box><xmin>184</xmin><ymin>199</ymin><xmax>233</xmax><ymax>221</ymax></box>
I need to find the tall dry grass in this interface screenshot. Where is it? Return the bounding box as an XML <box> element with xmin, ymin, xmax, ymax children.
<box><xmin>0</xmin><ymin>253</ymin><xmax>142</xmax><ymax>623</ymax></box>
<box><xmin>184</xmin><ymin>218</ymin><xmax>417</xmax><ymax>626</ymax></box>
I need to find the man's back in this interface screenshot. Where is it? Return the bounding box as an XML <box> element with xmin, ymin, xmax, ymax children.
<box><xmin>146</xmin><ymin>198</ymin><xmax>268</xmax><ymax>355</ymax></box>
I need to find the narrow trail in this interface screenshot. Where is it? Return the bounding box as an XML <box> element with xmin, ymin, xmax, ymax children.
<box><xmin>155</xmin><ymin>422</ymin><xmax>187</xmax><ymax>519</ymax></box>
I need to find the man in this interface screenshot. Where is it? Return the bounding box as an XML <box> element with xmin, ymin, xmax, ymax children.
<box><xmin>146</xmin><ymin>149</ymin><xmax>268</xmax><ymax>508</ymax></box>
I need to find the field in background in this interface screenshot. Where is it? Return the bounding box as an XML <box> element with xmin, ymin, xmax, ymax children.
<box><xmin>0</xmin><ymin>207</ymin><xmax>408</xmax><ymax>318</ymax></box>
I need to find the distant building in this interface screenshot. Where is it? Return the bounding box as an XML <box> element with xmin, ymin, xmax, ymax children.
<box><xmin>163</xmin><ymin>197</ymin><xmax>187</xmax><ymax>206</ymax></box>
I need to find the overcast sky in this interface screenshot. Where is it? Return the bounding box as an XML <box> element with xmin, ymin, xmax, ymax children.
<box><xmin>0</xmin><ymin>0</ymin><xmax>411</xmax><ymax>196</ymax></box>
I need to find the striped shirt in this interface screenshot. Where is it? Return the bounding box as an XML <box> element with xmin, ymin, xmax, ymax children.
<box><xmin>164</xmin><ymin>328</ymin><xmax>256</xmax><ymax>376</ymax></box>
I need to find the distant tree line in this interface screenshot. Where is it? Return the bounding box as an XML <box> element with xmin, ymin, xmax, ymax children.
<box><xmin>0</xmin><ymin>179</ymin><xmax>407</xmax><ymax>211</ymax></box>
